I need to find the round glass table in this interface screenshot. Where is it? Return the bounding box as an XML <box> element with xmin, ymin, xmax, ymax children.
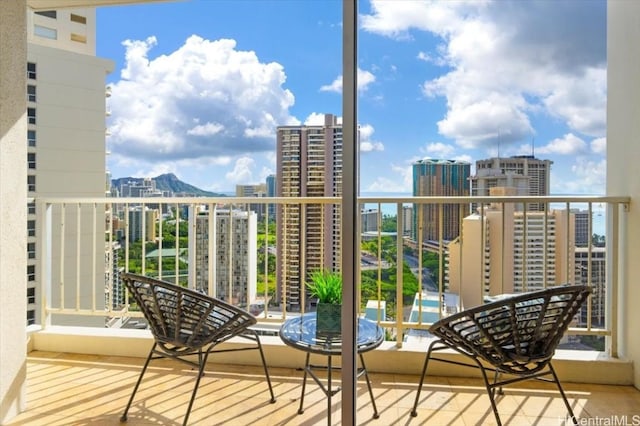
<box><xmin>279</xmin><ymin>312</ymin><xmax>384</xmax><ymax>424</ymax></box>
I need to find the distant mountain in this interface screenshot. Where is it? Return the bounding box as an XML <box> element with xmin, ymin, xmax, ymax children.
<box><xmin>111</xmin><ymin>173</ymin><xmax>226</xmax><ymax>197</ymax></box>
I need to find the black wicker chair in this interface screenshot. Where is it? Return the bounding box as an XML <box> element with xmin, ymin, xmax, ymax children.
<box><xmin>120</xmin><ymin>273</ymin><xmax>276</xmax><ymax>426</ymax></box>
<box><xmin>410</xmin><ymin>284</ymin><xmax>591</xmax><ymax>426</ymax></box>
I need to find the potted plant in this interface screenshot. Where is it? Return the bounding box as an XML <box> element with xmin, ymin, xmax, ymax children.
<box><xmin>306</xmin><ymin>269</ymin><xmax>342</xmax><ymax>335</ymax></box>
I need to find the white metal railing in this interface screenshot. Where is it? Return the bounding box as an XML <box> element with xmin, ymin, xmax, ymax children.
<box><xmin>34</xmin><ymin>195</ymin><xmax>629</xmax><ymax>354</ymax></box>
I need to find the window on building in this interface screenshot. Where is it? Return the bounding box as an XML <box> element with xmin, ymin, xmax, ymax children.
<box><xmin>27</xmin><ymin>242</ymin><xmax>35</xmax><ymax>259</ymax></box>
<box><xmin>27</xmin><ymin>220</ymin><xmax>36</xmax><ymax>237</ymax></box>
<box><xmin>70</xmin><ymin>13</ymin><xmax>86</xmax><ymax>24</ymax></box>
<box><xmin>27</xmin><ymin>265</ymin><xmax>35</xmax><ymax>282</ymax></box>
<box><xmin>27</xmin><ymin>62</ymin><xmax>36</xmax><ymax>80</ymax></box>
<box><xmin>28</xmin><ymin>107</ymin><xmax>36</xmax><ymax>125</ymax></box>
<box><xmin>28</xmin><ymin>175</ymin><xmax>36</xmax><ymax>193</ymax></box>
<box><xmin>28</xmin><ymin>153</ymin><xmax>36</xmax><ymax>169</ymax></box>
<box><xmin>70</xmin><ymin>33</ymin><xmax>87</xmax><ymax>43</ymax></box>
<box><xmin>27</xmin><ymin>84</ymin><xmax>36</xmax><ymax>102</ymax></box>
<box><xmin>27</xmin><ymin>310</ymin><xmax>35</xmax><ymax>326</ymax></box>
<box><xmin>28</xmin><ymin>130</ymin><xmax>36</xmax><ymax>147</ymax></box>
<box><xmin>28</xmin><ymin>202</ymin><xmax>36</xmax><ymax>215</ymax></box>
<box><xmin>34</xmin><ymin>25</ymin><xmax>57</xmax><ymax>40</ymax></box>
<box><xmin>35</xmin><ymin>10</ymin><xmax>56</xmax><ymax>19</ymax></box>
<box><xmin>27</xmin><ymin>287</ymin><xmax>35</xmax><ymax>304</ymax></box>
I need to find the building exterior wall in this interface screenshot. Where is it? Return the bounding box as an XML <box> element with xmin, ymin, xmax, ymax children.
<box><xmin>608</xmin><ymin>0</ymin><xmax>640</xmax><ymax>388</ymax></box>
<box><xmin>361</xmin><ymin>209</ymin><xmax>379</xmax><ymax>233</ymax></box>
<box><xmin>0</xmin><ymin>1</ymin><xmax>28</xmax><ymax>421</ymax></box>
<box><xmin>192</xmin><ymin>209</ymin><xmax>257</xmax><ymax>308</ymax></box>
<box><xmin>26</xmin><ymin>8</ymin><xmax>112</xmax><ymax>327</ymax></box>
<box><xmin>447</xmin><ymin>206</ymin><xmax>574</xmax><ymax>308</ymax></box>
<box><xmin>276</xmin><ymin>114</ymin><xmax>342</xmax><ymax>311</ymax></box>
<box><xmin>412</xmin><ymin>159</ymin><xmax>470</xmax><ymax>242</ymax></box>
<box><xmin>472</xmin><ymin>156</ymin><xmax>552</xmax><ymax>211</ymax></box>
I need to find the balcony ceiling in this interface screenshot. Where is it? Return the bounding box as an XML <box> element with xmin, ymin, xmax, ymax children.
<box><xmin>27</xmin><ymin>0</ymin><xmax>176</xmax><ymax>11</ymax></box>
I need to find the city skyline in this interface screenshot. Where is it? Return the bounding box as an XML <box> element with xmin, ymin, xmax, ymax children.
<box><xmin>98</xmin><ymin>0</ymin><xmax>606</xmax><ymax>196</ymax></box>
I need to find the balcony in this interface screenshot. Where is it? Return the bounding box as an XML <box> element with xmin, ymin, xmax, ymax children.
<box><xmin>3</xmin><ymin>1</ymin><xmax>640</xmax><ymax>425</ymax></box>
<box><xmin>14</xmin><ymin>194</ymin><xmax>638</xmax><ymax>424</ymax></box>
<box><xmin>6</xmin><ymin>350</ymin><xmax>640</xmax><ymax>425</ymax></box>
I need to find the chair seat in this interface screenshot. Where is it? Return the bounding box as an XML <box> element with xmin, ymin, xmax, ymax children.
<box><xmin>412</xmin><ymin>284</ymin><xmax>591</xmax><ymax>426</ymax></box>
<box><xmin>120</xmin><ymin>273</ymin><xmax>275</xmax><ymax>426</ymax></box>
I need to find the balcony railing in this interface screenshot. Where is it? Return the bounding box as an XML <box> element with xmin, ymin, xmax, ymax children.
<box><xmin>33</xmin><ymin>195</ymin><xmax>629</xmax><ymax>356</ymax></box>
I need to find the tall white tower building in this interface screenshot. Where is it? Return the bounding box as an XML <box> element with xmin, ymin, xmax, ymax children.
<box><xmin>27</xmin><ymin>7</ymin><xmax>113</xmax><ymax>326</ymax></box>
<box><xmin>189</xmin><ymin>207</ymin><xmax>258</xmax><ymax>308</ymax></box>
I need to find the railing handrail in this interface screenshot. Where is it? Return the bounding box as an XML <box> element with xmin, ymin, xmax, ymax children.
<box><xmin>35</xmin><ymin>195</ymin><xmax>631</xmax><ymax>205</ymax></box>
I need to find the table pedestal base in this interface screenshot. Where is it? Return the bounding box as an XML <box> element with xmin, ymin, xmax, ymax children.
<box><xmin>297</xmin><ymin>352</ymin><xmax>379</xmax><ymax>425</ymax></box>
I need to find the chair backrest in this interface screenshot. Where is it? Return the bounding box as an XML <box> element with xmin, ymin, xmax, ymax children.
<box><xmin>429</xmin><ymin>285</ymin><xmax>592</xmax><ymax>374</ymax></box>
<box><xmin>122</xmin><ymin>273</ymin><xmax>257</xmax><ymax>351</ymax></box>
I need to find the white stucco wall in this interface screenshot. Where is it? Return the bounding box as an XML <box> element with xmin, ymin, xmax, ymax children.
<box><xmin>0</xmin><ymin>0</ymin><xmax>28</xmax><ymax>423</ymax></box>
<box><xmin>607</xmin><ymin>1</ymin><xmax>640</xmax><ymax>389</ymax></box>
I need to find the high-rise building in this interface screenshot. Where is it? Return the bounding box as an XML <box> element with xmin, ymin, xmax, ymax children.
<box><xmin>236</xmin><ymin>183</ymin><xmax>268</xmax><ymax>220</ymax></box>
<box><xmin>26</xmin><ymin>8</ymin><xmax>112</xmax><ymax>326</ymax></box>
<box><xmin>575</xmin><ymin>247</ymin><xmax>606</xmax><ymax>327</ymax></box>
<box><xmin>189</xmin><ymin>207</ymin><xmax>257</xmax><ymax>308</ymax></box>
<box><xmin>276</xmin><ymin>114</ymin><xmax>343</xmax><ymax>311</ymax></box>
<box><xmin>412</xmin><ymin>159</ymin><xmax>471</xmax><ymax>242</ymax></box>
<box><xmin>266</xmin><ymin>174</ymin><xmax>276</xmax><ymax>220</ymax></box>
<box><xmin>402</xmin><ymin>205</ymin><xmax>413</xmax><ymax>237</ymax></box>
<box><xmin>361</xmin><ymin>209</ymin><xmax>379</xmax><ymax>233</ymax></box>
<box><xmin>127</xmin><ymin>207</ymin><xmax>158</xmax><ymax>243</ymax></box>
<box><xmin>446</xmin><ymin>187</ymin><xmax>575</xmax><ymax>307</ymax></box>
<box><xmin>471</xmin><ymin>155</ymin><xmax>553</xmax><ymax>211</ymax></box>
<box><xmin>573</xmin><ymin>209</ymin><xmax>591</xmax><ymax>247</ymax></box>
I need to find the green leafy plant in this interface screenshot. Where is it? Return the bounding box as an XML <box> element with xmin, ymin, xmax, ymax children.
<box><xmin>306</xmin><ymin>269</ymin><xmax>342</xmax><ymax>304</ymax></box>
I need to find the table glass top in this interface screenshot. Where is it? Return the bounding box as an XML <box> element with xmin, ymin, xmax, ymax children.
<box><xmin>279</xmin><ymin>312</ymin><xmax>384</xmax><ymax>355</ymax></box>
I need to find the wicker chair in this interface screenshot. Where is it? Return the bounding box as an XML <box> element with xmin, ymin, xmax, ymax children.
<box><xmin>120</xmin><ymin>273</ymin><xmax>276</xmax><ymax>426</ymax></box>
<box><xmin>410</xmin><ymin>284</ymin><xmax>591</xmax><ymax>426</ymax></box>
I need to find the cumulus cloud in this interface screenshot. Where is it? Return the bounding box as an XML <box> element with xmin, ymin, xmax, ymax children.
<box><xmin>362</xmin><ymin>0</ymin><xmax>606</xmax><ymax>148</ymax></box>
<box><xmin>225</xmin><ymin>156</ymin><xmax>255</xmax><ymax>184</ymax></box>
<box><xmin>359</xmin><ymin>124</ymin><xmax>384</xmax><ymax>152</ymax></box>
<box><xmin>536</xmin><ymin>133</ymin><xmax>588</xmax><ymax>155</ymax></box>
<box><xmin>319</xmin><ymin>68</ymin><xmax>376</xmax><ymax>93</ymax></box>
<box><xmin>108</xmin><ymin>35</ymin><xmax>296</xmax><ymax>164</ymax></box>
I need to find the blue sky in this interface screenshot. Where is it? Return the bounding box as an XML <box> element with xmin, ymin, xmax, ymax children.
<box><xmin>98</xmin><ymin>0</ymin><xmax>607</xmax><ymax>195</ymax></box>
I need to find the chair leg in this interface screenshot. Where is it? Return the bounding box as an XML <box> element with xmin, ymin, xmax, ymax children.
<box><xmin>410</xmin><ymin>339</ymin><xmax>440</xmax><ymax>417</ymax></box>
<box><xmin>477</xmin><ymin>362</ymin><xmax>503</xmax><ymax>426</ymax></box>
<box><xmin>182</xmin><ymin>349</ymin><xmax>211</xmax><ymax>426</ymax></box>
<box><xmin>548</xmin><ymin>363</ymin><xmax>578</xmax><ymax>425</ymax></box>
<box><xmin>121</xmin><ymin>344</ymin><xmax>157</xmax><ymax>422</ymax></box>
<box><xmin>251</xmin><ymin>329</ymin><xmax>276</xmax><ymax>403</ymax></box>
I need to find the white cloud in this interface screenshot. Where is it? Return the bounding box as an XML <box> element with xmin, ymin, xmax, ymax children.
<box><xmin>366</xmin><ymin>162</ymin><xmax>413</xmax><ymax>193</ymax></box>
<box><xmin>225</xmin><ymin>156</ymin><xmax>256</xmax><ymax>184</ymax></box>
<box><xmin>362</xmin><ymin>0</ymin><xmax>606</xmax><ymax>148</ymax></box>
<box><xmin>303</xmin><ymin>112</ymin><xmax>329</xmax><ymax>125</ymax></box>
<box><xmin>359</xmin><ymin>124</ymin><xmax>384</xmax><ymax>152</ymax></box>
<box><xmin>108</xmin><ymin>35</ymin><xmax>295</xmax><ymax>164</ymax></box>
<box><xmin>319</xmin><ymin>68</ymin><xmax>376</xmax><ymax>93</ymax></box>
<box><xmin>591</xmin><ymin>137</ymin><xmax>606</xmax><ymax>154</ymax></box>
<box><xmin>421</xmin><ymin>142</ymin><xmax>455</xmax><ymax>157</ymax></box>
<box><xmin>536</xmin><ymin>133</ymin><xmax>588</xmax><ymax>155</ymax></box>
<box><xmin>553</xmin><ymin>158</ymin><xmax>606</xmax><ymax>194</ymax></box>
